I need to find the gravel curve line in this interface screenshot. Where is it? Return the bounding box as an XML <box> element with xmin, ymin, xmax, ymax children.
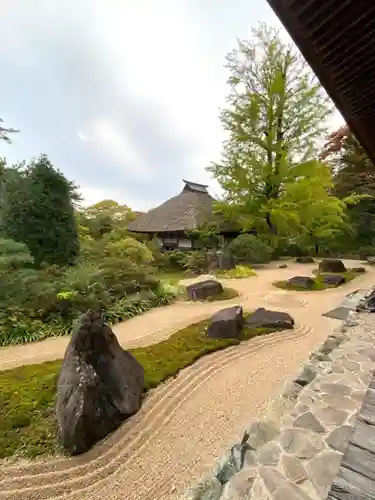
<box><xmin>0</xmin><ymin>324</ymin><xmax>312</xmax><ymax>500</ymax></box>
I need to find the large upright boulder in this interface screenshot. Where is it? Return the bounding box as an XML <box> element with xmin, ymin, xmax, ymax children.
<box><xmin>186</xmin><ymin>279</ymin><xmax>223</xmax><ymax>301</ymax></box>
<box><xmin>56</xmin><ymin>310</ymin><xmax>144</xmax><ymax>455</ymax></box>
<box><xmin>319</xmin><ymin>259</ymin><xmax>346</xmax><ymax>273</ymax></box>
<box><xmin>207</xmin><ymin>306</ymin><xmax>244</xmax><ymax>339</ymax></box>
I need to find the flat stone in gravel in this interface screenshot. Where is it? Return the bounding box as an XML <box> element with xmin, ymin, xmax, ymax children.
<box><xmin>280</xmin><ymin>429</ymin><xmax>324</xmax><ymax>459</ymax></box>
<box><xmin>307</xmin><ymin>450</ymin><xmax>342</xmax><ymax>498</ymax></box>
<box><xmin>326</xmin><ymin>425</ymin><xmax>354</xmax><ymax>453</ymax></box>
<box><xmin>293</xmin><ymin>411</ymin><xmax>326</xmax><ymax>433</ymax></box>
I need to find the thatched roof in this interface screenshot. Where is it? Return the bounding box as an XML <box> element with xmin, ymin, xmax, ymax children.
<box><xmin>267</xmin><ymin>0</ymin><xmax>375</xmax><ymax>164</ymax></box>
<box><xmin>128</xmin><ymin>180</ymin><xmax>215</xmax><ymax>233</ymax></box>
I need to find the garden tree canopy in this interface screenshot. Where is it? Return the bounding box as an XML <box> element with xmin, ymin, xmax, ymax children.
<box><xmin>2</xmin><ymin>154</ymin><xmax>80</xmax><ymax>266</ymax></box>
<box><xmin>323</xmin><ymin>126</ymin><xmax>375</xmax><ymax>248</ymax></box>
<box><xmin>79</xmin><ymin>200</ymin><xmax>137</xmax><ymax>239</ymax></box>
<box><xmin>207</xmin><ymin>24</ymin><xmax>338</xmax><ymax>243</ymax></box>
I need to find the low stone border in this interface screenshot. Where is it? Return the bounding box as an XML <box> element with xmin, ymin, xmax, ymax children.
<box><xmin>181</xmin><ymin>312</ymin><xmax>375</xmax><ymax>500</ymax></box>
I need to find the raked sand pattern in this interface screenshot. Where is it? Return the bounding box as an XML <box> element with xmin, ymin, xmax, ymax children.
<box><xmin>1</xmin><ymin>260</ymin><xmax>374</xmax><ymax>500</ymax></box>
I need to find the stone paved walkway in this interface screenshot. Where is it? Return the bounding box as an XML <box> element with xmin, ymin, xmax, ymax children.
<box><xmin>1</xmin><ymin>260</ymin><xmax>374</xmax><ymax>500</ymax></box>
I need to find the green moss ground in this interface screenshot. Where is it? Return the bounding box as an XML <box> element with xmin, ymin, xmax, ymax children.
<box><xmin>0</xmin><ymin>313</ymin><xmax>282</xmax><ymax>460</ymax></box>
<box><xmin>273</xmin><ymin>269</ymin><xmax>364</xmax><ymax>291</ymax></box>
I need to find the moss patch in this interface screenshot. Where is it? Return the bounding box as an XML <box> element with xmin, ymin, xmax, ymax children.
<box><xmin>203</xmin><ymin>287</ymin><xmax>239</xmax><ymax>302</ymax></box>
<box><xmin>273</xmin><ymin>269</ymin><xmax>364</xmax><ymax>291</ymax></box>
<box><xmin>0</xmin><ymin>313</ymin><xmax>283</xmax><ymax>460</ymax></box>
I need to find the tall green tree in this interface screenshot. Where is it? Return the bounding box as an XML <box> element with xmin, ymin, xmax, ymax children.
<box><xmin>2</xmin><ymin>154</ymin><xmax>80</xmax><ymax>266</ymax></box>
<box><xmin>207</xmin><ymin>24</ymin><xmax>335</xmax><ymax>241</ymax></box>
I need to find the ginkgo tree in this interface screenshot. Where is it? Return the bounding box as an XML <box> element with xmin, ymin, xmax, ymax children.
<box><xmin>207</xmin><ymin>23</ymin><xmax>342</xmax><ymax>247</ymax></box>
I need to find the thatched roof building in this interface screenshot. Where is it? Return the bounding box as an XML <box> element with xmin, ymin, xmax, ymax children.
<box><xmin>128</xmin><ymin>180</ymin><xmax>237</xmax><ymax>250</ymax></box>
<box><xmin>266</xmin><ymin>0</ymin><xmax>375</xmax><ymax>164</ymax></box>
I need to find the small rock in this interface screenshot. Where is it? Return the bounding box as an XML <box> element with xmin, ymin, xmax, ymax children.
<box><xmin>309</xmin><ymin>351</ymin><xmax>331</xmax><ymax>363</ymax></box>
<box><xmin>278</xmin><ymin>264</ymin><xmax>288</xmax><ymax>269</ymax></box>
<box><xmin>294</xmin><ymin>364</ymin><xmax>316</xmax><ymax>387</ymax></box>
<box><xmin>258</xmin><ymin>442</ymin><xmax>281</xmax><ymax>466</ymax></box>
<box><xmin>351</xmin><ymin>266</ymin><xmax>366</xmax><ymax>273</ymax></box>
<box><xmin>322</xmin><ymin>274</ymin><xmax>346</xmax><ymax>287</ymax></box>
<box><xmin>307</xmin><ymin>450</ymin><xmax>342</xmax><ymax>498</ymax></box>
<box><xmin>287</xmin><ymin>276</ymin><xmax>315</xmax><ymax>289</ymax></box>
<box><xmin>246</xmin><ymin>420</ymin><xmax>280</xmax><ymax>450</ymax></box>
<box><xmin>281</xmin><ymin>455</ymin><xmax>308</xmax><ymax>484</ymax></box>
<box><xmin>296</xmin><ymin>256</ymin><xmax>315</xmax><ymax>263</ymax></box>
<box><xmin>319</xmin><ymin>336</ymin><xmax>340</xmax><ymax>354</ymax></box>
<box><xmin>280</xmin><ymin>429</ymin><xmax>324</xmax><ymax>459</ymax></box>
<box><xmin>326</xmin><ymin>425</ymin><xmax>353</xmax><ymax>453</ymax></box>
<box><xmin>282</xmin><ymin>381</ymin><xmax>303</xmax><ymax>400</ymax></box>
<box><xmin>293</xmin><ymin>412</ymin><xmax>326</xmax><ymax>434</ymax></box>
<box><xmin>184</xmin><ymin>477</ymin><xmax>223</xmax><ymax>500</ymax></box>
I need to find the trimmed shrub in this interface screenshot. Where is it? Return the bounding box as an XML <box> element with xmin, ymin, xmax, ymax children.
<box><xmin>227</xmin><ymin>234</ymin><xmax>272</xmax><ymax>264</ymax></box>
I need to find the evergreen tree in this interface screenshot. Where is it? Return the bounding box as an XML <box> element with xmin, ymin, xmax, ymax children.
<box><xmin>2</xmin><ymin>154</ymin><xmax>80</xmax><ymax>266</ymax></box>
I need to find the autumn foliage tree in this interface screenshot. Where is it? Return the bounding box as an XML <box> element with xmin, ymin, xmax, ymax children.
<box><xmin>322</xmin><ymin>126</ymin><xmax>375</xmax><ymax>249</ymax></box>
<box><xmin>207</xmin><ymin>24</ymin><xmax>347</xmax><ymax>251</ymax></box>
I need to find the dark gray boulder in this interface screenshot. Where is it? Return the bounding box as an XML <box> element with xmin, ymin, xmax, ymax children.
<box><xmin>246</xmin><ymin>307</ymin><xmax>294</xmax><ymax>330</ymax></box>
<box><xmin>296</xmin><ymin>256</ymin><xmax>315</xmax><ymax>263</ymax></box>
<box><xmin>351</xmin><ymin>267</ymin><xmax>366</xmax><ymax>273</ymax></box>
<box><xmin>322</xmin><ymin>274</ymin><xmax>346</xmax><ymax>287</ymax></box>
<box><xmin>207</xmin><ymin>306</ymin><xmax>244</xmax><ymax>339</ymax></box>
<box><xmin>56</xmin><ymin>310</ymin><xmax>144</xmax><ymax>455</ymax></box>
<box><xmin>287</xmin><ymin>276</ymin><xmax>315</xmax><ymax>289</ymax></box>
<box><xmin>319</xmin><ymin>259</ymin><xmax>346</xmax><ymax>273</ymax></box>
<box><xmin>186</xmin><ymin>279</ymin><xmax>223</xmax><ymax>301</ymax></box>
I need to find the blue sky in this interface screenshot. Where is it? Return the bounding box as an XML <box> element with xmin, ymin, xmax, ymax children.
<box><xmin>0</xmin><ymin>0</ymin><xmax>343</xmax><ymax>211</ymax></box>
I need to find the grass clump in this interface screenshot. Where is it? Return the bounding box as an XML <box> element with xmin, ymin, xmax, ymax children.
<box><xmin>215</xmin><ymin>265</ymin><xmax>257</xmax><ymax>279</ymax></box>
<box><xmin>0</xmin><ymin>312</ymin><xmax>283</xmax><ymax>460</ymax></box>
<box><xmin>273</xmin><ymin>269</ymin><xmax>364</xmax><ymax>291</ymax></box>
